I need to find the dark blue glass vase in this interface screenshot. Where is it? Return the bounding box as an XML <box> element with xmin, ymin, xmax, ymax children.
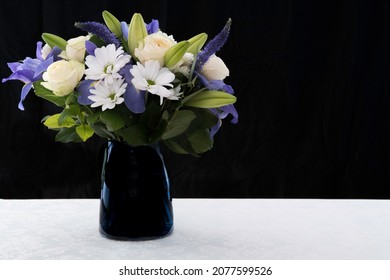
<box><xmin>99</xmin><ymin>140</ymin><xmax>173</xmax><ymax>240</ymax></box>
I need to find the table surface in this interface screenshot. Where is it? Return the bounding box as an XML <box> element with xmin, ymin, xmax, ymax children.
<box><xmin>1</xmin><ymin>198</ymin><xmax>389</xmax><ymax>260</ymax></box>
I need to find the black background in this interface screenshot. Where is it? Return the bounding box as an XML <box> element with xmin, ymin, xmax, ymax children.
<box><xmin>1</xmin><ymin>0</ymin><xmax>389</xmax><ymax>199</ymax></box>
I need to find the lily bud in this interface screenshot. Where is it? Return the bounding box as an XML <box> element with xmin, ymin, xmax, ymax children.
<box><xmin>102</xmin><ymin>10</ymin><xmax>122</xmax><ymax>37</ymax></box>
<box><xmin>128</xmin><ymin>13</ymin><xmax>148</xmax><ymax>57</ymax></box>
<box><xmin>164</xmin><ymin>41</ymin><xmax>189</xmax><ymax>68</ymax></box>
<box><xmin>187</xmin><ymin>33</ymin><xmax>208</xmax><ymax>54</ymax></box>
<box><xmin>42</xmin><ymin>33</ymin><xmax>67</xmax><ymax>51</ymax></box>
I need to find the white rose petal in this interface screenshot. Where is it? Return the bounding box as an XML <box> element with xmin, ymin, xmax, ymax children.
<box><xmin>200</xmin><ymin>55</ymin><xmax>229</xmax><ymax>81</ymax></box>
<box><xmin>134</xmin><ymin>31</ymin><xmax>176</xmax><ymax>66</ymax></box>
<box><xmin>42</xmin><ymin>60</ymin><xmax>85</xmax><ymax>96</ymax></box>
<box><xmin>60</xmin><ymin>35</ymin><xmax>91</xmax><ymax>62</ymax></box>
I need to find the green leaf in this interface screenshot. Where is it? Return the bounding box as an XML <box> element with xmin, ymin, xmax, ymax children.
<box><xmin>100</xmin><ymin>110</ymin><xmax>125</xmax><ymax>131</ymax></box>
<box><xmin>42</xmin><ymin>33</ymin><xmax>67</xmax><ymax>50</ymax></box>
<box><xmin>88</xmin><ymin>35</ymin><xmax>105</xmax><ymax>48</ymax></box>
<box><xmin>162</xmin><ymin>110</ymin><xmax>196</xmax><ymax>140</ymax></box>
<box><xmin>164</xmin><ymin>41</ymin><xmax>189</xmax><ymax>68</ymax></box>
<box><xmin>76</xmin><ymin>124</ymin><xmax>94</xmax><ymax>142</ymax></box>
<box><xmin>128</xmin><ymin>13</ymin><xmax>148</xmax><ymax>57</ymax></box>
<box><xmin>55</xmin><ymin>127</ymin><xmax>82</xmax><ymax>143</ymax></box>
<box><xmin>102</xmin><ymin>10</ymin><xmax>122</xmax><ymax>37</ymax></box>
<box><xmin>117</xmin><ymin>124</ymin><xmax>149</xmax><ymax>146</ymax></box>
<box><xmin>33</xmin><ymin>81</ymin><xmax>66</xmax><ymax>107</ymax></box>
<box><xmin>187</xmin><ymin>129</ymin><xmax>213</xmax><ymax>153</ymax></box>
<box><xmin>59</xmin><ymin>105</ymin><xmax>80</xmax><ymax>125</ymax></box>
<box><xmin>140</xmin><ymin>102</ymin><xmax>163</xmax><ymax>129</ymax></box>
<box><xmin>86</xmin><ymin>112</ymin><xmax>101</xmax><ymax>125</ymax></box>
<box><xmin>90</xmin><ymin>123</ymin><xmax>116</xmax><ymax>139</ymax></box>
<box><xmin>187</xmin><ymin>33</ymin><xmax>208</xmax><ymax>54</ymax></box>
<box><xmin>187</xmin><ymin>108</ymin><xmax>218</xmax><ymax>130</ymax></box>
<box><xmin>163</xmin><ymin>138</ymin><xmax>193</xmax><ymax>154</ymax></box>
<box><xmin>43</xmin><ymin>114</ymin><xmax>75</xmax><ymax>129</ymax></box>
<box><xmin>183</xmin><ymin>90</ymin><xmax>237</xmax><ymax>108</ymax></box>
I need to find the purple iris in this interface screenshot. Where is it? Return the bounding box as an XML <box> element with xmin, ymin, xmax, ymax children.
<box><xmin>77</xmin><ymin>80</ymin><xmax>95</xmax><ymax>105</ymax></box>
<box><xmin>120</xmin><ymin>19</ymin><xmax>160</xmax><ymax>41</ymax></box>
<box><xmin>119</xmin><ymin>64</ymin><xmax>146</xmax><ymax>114</ymax></box>
<box><xmin>2</xmin><ymin>42</ymin><xmax>61</xmax><ymax>110</ymax></box>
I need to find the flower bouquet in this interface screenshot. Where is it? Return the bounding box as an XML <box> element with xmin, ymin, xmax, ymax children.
<box><xmin>3</xmin><ymin>11</ymin><xmax>237</xmax><ymax>154</ymax></box>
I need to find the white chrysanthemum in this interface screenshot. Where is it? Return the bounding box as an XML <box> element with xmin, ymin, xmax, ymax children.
<box><xmin>85</xmin><ymin>44</ymin><xmax>131</xmax><ymax>84</ymax></box>
<box><xmin>166</xmin><ymin>86</ymin><xmax>183</xmax><ymax>101</ymax></box>
<box><xmin>130</xmin><ymin>60</ymin><xmax>175</xmax><ymax>105</ymax></box>
<box><xmin>88</xmin><ymin>78</ymin><xmax>126</xmax><ymax>111</ymax></box>
<box><xmin>170</xmin><ymin>52</ymin><xmax>194</xmax><ymax>77</ymax></box>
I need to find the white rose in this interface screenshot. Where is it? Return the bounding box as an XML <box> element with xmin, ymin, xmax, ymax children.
<box><xmin>42</xmin><ymin>60</ymin><xmax>85</xmax><ymax>96</ymax></box>
<box><xmin>61</xmin><ymin>35</ymin><xmax>91</xmax><ymax>62</ymax></box>
<box><xmin>134</xmin><ymin>31</ymin><xmax>176</xmax><ymax>66</ymax></box>
<box><xmin>200</xmin><ymin>55</ymin><xmax>229</xmax><ymax>81</ymax></box>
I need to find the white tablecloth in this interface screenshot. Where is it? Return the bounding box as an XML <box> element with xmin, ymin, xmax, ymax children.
<box><xmin>0</xmin><ymin>199</ymin><xmax>389</xmax><ymax>260</ymax></box>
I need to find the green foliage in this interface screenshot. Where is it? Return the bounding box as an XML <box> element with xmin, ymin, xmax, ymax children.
<box><xmin>76</xmin><ymin>124</ymin><xmax>94</xmax><ymax>142</ymax></box>
<box><xmin>33</xmin><ymin>81</ymin><xmax>66</xmax><ymax>107</ymax></box>
<box><xmin>43</xmin><ymin>114</ymin><xmax>75</xmax><ymax>129</ymax></box>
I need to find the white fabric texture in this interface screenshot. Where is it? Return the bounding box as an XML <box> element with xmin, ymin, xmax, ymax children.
<box><xmin>0</xmin><ymin>199</ymin><xmax>389</xmax><ymax>260</ymax></box>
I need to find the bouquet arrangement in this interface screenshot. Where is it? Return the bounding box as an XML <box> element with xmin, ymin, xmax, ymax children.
<box><xmin>3</xmin><ymin>11</ymin><xmax>238</xmax><ymax>155</ymax></box>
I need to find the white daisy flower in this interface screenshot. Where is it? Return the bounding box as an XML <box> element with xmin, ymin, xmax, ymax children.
<box><xmin>88</xmin><ymin>78</ymin><xmax>127</xmax><ymax>111</ymax></box>
<box><xmin>130</xmin><ymin>60</ymin><xmax>175</xmax><ymax>105</ymax></box>
<box><xmin>166</xmin><ymin>85</ymin><xmax>183</xmax><ymax>101</ymax></box>
<box><xmin>85</xmin><ymin>44</ymin><xmax>131</xmax><ymax>84</ymax></box>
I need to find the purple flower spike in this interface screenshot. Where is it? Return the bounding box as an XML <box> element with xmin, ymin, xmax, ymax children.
<box><xmin>75</xmin><ymin>21</ymin><xmax>120</xmax><ymax>48</ymax></box>
<box><xmin>195</xmin><ymin>19</ymin><xmax>231</xmax><ymax>72</ymax></box>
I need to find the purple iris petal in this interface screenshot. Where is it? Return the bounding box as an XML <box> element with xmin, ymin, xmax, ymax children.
<box><xmin>210</xmin><ymin>119</ymin><xmax>222</xmax><ymax>138</ymax></box>
<box><xmin>18</xmin><ymin>83</ymin><xmax>33</xmax><ymax>111</ymax></box>
<box><xmin>7</xmin><ymin>62</ymin><xmax>21</xmax><ymax>72</ymax></box>
<box><xmin>77</xmin><ymin>80</ymin><xmax>95</xmax><ymax>105</ymax></box>
<box><xmin>21</xmin><ymin>58</ymin><xmax>41</xmax><ymax>71</ymax></box>
<box><xmin>119</xmin><ymin>63</ymin><xmax>133</xmax><ymax>82</ymax></box>
<box><xmin>85</xmin><ymin>40</ymin><xmax>97</xmax><ymax>56</ymax></box>
<box><xmin>119</xmin><ymin>64</ymin><xmax>145</xmax><ymax>113</ymax></box>
<box><xmin>36</xmin><ymin>41</ymin><xmax>43</xmax><ymax>61</ymax></box>
<box><xmin>146</xmin><ymin>19</ymin><xmax>159</xmax><ymax>34</ymax></box>
<box><xmin>47</xmin><ymin>46</ymin><xmax>62</xmax><ymax>60</ymax></box>
<box><xmin>221</xmin><ymin>104</ymin><xmax>238</xmax><ymax>124</ymax></box>
<box><xmin>33</xmin><ymin>56</ymin><xmax>54</xmax><ymax>79</ymax></box>
<box><xmin>124</xmin><ymin>86</ymin><xmax>146</xmax><ymax>114</ymax></box>
<box><xmin>121</xmin><ymin>22</ymin><xmax>129</xmax><ymax>41</ymax></box>
<box><xmin>197</xmin><ymin>73</ymin><xmax>234</xmax><ymax>94</ymax></box>
<box><xmin>2</xmin><ymin>69</ymin><xmax>35</xmax><ymax>83</ymax></box>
